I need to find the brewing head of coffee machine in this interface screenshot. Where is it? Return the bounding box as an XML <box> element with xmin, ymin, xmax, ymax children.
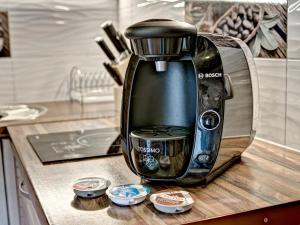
<box><xmin>125</xmin><ymin>19</ymin><xmax>197</xmax><ymax>72</ymax></box>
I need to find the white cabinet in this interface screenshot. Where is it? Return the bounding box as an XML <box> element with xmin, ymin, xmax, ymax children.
<box><xmin>15</xmin><ymin>160</ymin><xmax>42</xmax><ymax>225</ymax></box>
<box><xmin>2</xmin><ymin>138</ymin><xmax>20</xmax><ymax>225</ymax></box>
<box><xmin>1</xmin><ymin>139</ymin><xmax>46</xmax><ymax>225</ymax></box>
<box><xmin>0</xmin><ymin>139</ymin><xmax>9</xmax><ymax>225</ymax></box>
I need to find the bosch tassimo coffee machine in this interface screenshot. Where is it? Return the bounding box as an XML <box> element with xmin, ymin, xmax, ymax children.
<box><xmin>121</xmin><ymin>19</ymin><xmax>258</xmax><ymax>184</ymax></box>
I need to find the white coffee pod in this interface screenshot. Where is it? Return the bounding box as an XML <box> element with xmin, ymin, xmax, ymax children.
<box><xmin>150</xmin><ymin>190</ymin><xmax>194</xmax><ymax>214</ymax></box>
<box><xmin>106</xmin><ymin>184</ymin><xmax>150</xmax><ymax>206</ymax></box>
<box><xmin>72</xmin><ymin>177</ymin><xmax>111</xmax><ymax>198</ymax></box>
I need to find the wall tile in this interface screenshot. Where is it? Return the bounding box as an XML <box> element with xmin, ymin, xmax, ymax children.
<box><xmin>0</xmin><ymin>0</ymin><xmax>116</xmax><ymax>11</ymax></box>
<box><xmin>119</xmin><ymin>0</ymin><xmax>184</xmax><ymax>31</ymax></box>
<box><xmin>0</xmin><ymin>58</ymin><xmax>15</xmax><ymax>104</ymax></box>
<box><xmin>286</xmin><ymin>59</ymin><xmax>300</xmax><ymax>149</ymax></box>
<box><xmin>288</xmin><ymin>0</ymin><xmax>300</xmax><ymax>59</ymax></box>
<box><xmin>12</xmin><ymin>55</ymin><xmax>109</xmax><ymax>103</ymax></box>
<box><xmin>9</xmin><ymin>8</ymin><xmax>118</xmax><ymax>58</ymax></box>
<box><xmin>254</xmin><ymin>58</ymin><xmax>287</xmax><ymax>144</ymax></box>
<box><xmin>0</xmin><ymin>0</ymin><xmax>119</xmax><ymax>105</ymax></box>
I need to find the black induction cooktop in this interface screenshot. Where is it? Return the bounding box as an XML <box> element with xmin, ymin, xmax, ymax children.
<box><xmin>27</xmin><ymin>127</ymin><xmax>122</xmax><ymax>164</ymax></box>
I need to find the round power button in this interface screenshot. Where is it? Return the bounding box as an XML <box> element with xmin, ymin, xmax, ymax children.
<box><xmin>199</xmin><ymin>110</ymin><xmax>220</xmax><ymax>131</ymax></box>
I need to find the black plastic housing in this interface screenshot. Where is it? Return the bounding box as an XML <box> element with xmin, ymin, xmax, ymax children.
<box><xmin>121</xmin><ymin>19</ymin><xmax>256</xmax><ymax>184</ymax></box>
<box><xmin>125</xmin><ymin>19</ymin><xmax>197</xmax><ymax>60</ymax></box>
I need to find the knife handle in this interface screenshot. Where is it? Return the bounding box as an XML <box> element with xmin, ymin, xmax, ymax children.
<box><xmin>103</xmin><ymin>62</ymin><xmax>123</xmax><ymax>86</ymax></box>
<box><xmin>101</xmin><ymin>21</ymin><xmax>126</xmax><ymax>54</ymax></box>
<box><xmin>95</xmin><ymin>37</ymin><xmax>117</xmax><ymax>62</ymax></box>
<box><xmin>119</xmin><ymin>34</ymin><xmax>131</xmax><ymax>53</ymax></box>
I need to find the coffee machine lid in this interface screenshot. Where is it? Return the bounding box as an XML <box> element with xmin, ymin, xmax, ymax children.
<box><xmin>125</xmin><ymin>19</ymin><xmax>197</xmax><ymax>39</ymax></box>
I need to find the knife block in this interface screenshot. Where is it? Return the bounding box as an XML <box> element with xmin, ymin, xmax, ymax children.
<box><xmin>111</xmin><ymin>57</ymin><xmax>130</xmax><ymax>82</ymax></box>
<box><xmin>114</xmin><ymin>86</ymin><xmax>123</xmax><ymax>113</ymax></box>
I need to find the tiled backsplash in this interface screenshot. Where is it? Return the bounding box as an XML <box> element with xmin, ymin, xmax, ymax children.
<box><xmin>286</xmin><ymin>0</ymin><xmax>300</xmax><ymax>149</ymax></box>
<box><xmin>0</xmin><ymin>0</ymin><xmax>119</xmax><ymax>103</ymax></box>
<box><xmin>286</xmin><ymin>60</ymin><xmax>300</xmax><ymax>148</ymax></box>
<box><xmin>288</xmin><ymin>0</ymin><xmax>300</xmax><ymax>58</ymax></box>
<box><xmin>118</xmin><ymin>0</ymin><xmax>184</xmax><ymax>32</ymax></box>
<box><xmin>255</xmin><ymin>58</ymin><xmax>287</xmax><ymax>144</ymax></box>
<box><xmin>0</xmin><ymin>0</ymin><xmax>299</xmax><ymax>149</ymax></box>
<box><xmin>0</xmin><ymin>58</ymin><xmax>14</xmax><ymax>103</ymax></box>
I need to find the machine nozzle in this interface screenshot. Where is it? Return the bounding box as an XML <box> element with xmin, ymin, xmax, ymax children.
<box><xmin>155</xmin><ymin>61</ymin><xmax>168</xmax><ymax>72</ymax></box>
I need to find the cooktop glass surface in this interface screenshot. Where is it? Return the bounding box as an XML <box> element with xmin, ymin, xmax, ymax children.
<box><xmin>27</xmin><ymin>127</ymin><xmax>122</xmax><ymax>164</ymax></box>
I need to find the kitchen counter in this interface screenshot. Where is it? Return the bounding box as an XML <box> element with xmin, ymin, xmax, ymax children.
<box><xmin>7</xmin><ymin>118</ymin><xmax>300</xmax><ymax>225</ymax></box>
<box><xmin>0</xmin><ymin>100</ymin><xmax>115</xmax><ymax>129</ymax></box>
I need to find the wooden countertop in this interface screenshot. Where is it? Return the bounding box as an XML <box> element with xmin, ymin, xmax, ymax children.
<box><xmin>7</xmin><ymin>119</ymin><xmax>300</xmax><ymax>225</ymax></box>
<box><xmin>0</xmin><ymin>100</ymin><xmax>115</xmax><ymax>128</ymax></box>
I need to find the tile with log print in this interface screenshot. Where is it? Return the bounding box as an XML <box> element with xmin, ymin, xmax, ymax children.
<box><xmin>288</xmin><ymin>0</ymin><xmax>300</xmax><ymax>59</ymax></box>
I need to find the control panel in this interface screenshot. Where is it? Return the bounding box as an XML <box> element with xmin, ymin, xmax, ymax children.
<box><xmin>199</xmin><ymin>110</ymin><xmax>220</xmax><ymax>131</ymax></box>
<box><xmin>189</xmin><ymin>35</ymin><xmax>226</xmax><ymax>171</ymax></box>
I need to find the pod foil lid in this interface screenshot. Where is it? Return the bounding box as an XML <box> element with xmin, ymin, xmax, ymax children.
<box><xmin>150</xmin><ymin>190</ymin><xmax>194</xmax><ymax>213</ymax></box>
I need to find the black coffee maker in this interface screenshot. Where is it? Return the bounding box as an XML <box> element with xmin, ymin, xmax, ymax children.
<box><xmin>121</xmin><ymin>19</ymin><xmax>258</xmax><ymax>184</ymax></box>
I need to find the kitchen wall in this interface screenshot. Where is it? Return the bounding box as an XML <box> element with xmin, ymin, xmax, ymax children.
<box><xmin>0</xmin><ymin>0</ymin><xmax>299</xmax><ymax>149</ymax></box>
<box><xmin>0</xmin><ymin>0</ymin><xmax>118</xmax><ymax>104</ymax></box>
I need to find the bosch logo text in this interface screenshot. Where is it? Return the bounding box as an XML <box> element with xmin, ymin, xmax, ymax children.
<box><xmin>198</xmin><ymin>73</ymin><xmax>223</xmax><ymax>79</ymax></box>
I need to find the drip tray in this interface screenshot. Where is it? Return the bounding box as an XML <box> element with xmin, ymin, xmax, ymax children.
<box><xmin>27</xmin><ymin>127</ymin><xmax>122</xmax><ymax>164</ymax></box>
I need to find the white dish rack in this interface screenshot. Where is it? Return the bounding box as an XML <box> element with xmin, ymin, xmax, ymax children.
<box><xmin>69</xmin><ymin>66</ymin><xmax>115</xmax><ymax>103</ymax></box>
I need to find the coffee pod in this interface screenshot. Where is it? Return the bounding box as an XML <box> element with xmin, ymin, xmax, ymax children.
<box><xmin>72</xmin><ymin>177</ymin><xmax>111</xmax><ymax>198</ymax></box>
<box><xmin>150</xmin><ymin>191</ymin><xmax>194</xmax><ymax>213</ymax></box>
<box><xmin>106</xmin><ymin>184</ymin><xmax>150</xmax><ymax>206</ymax></box>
